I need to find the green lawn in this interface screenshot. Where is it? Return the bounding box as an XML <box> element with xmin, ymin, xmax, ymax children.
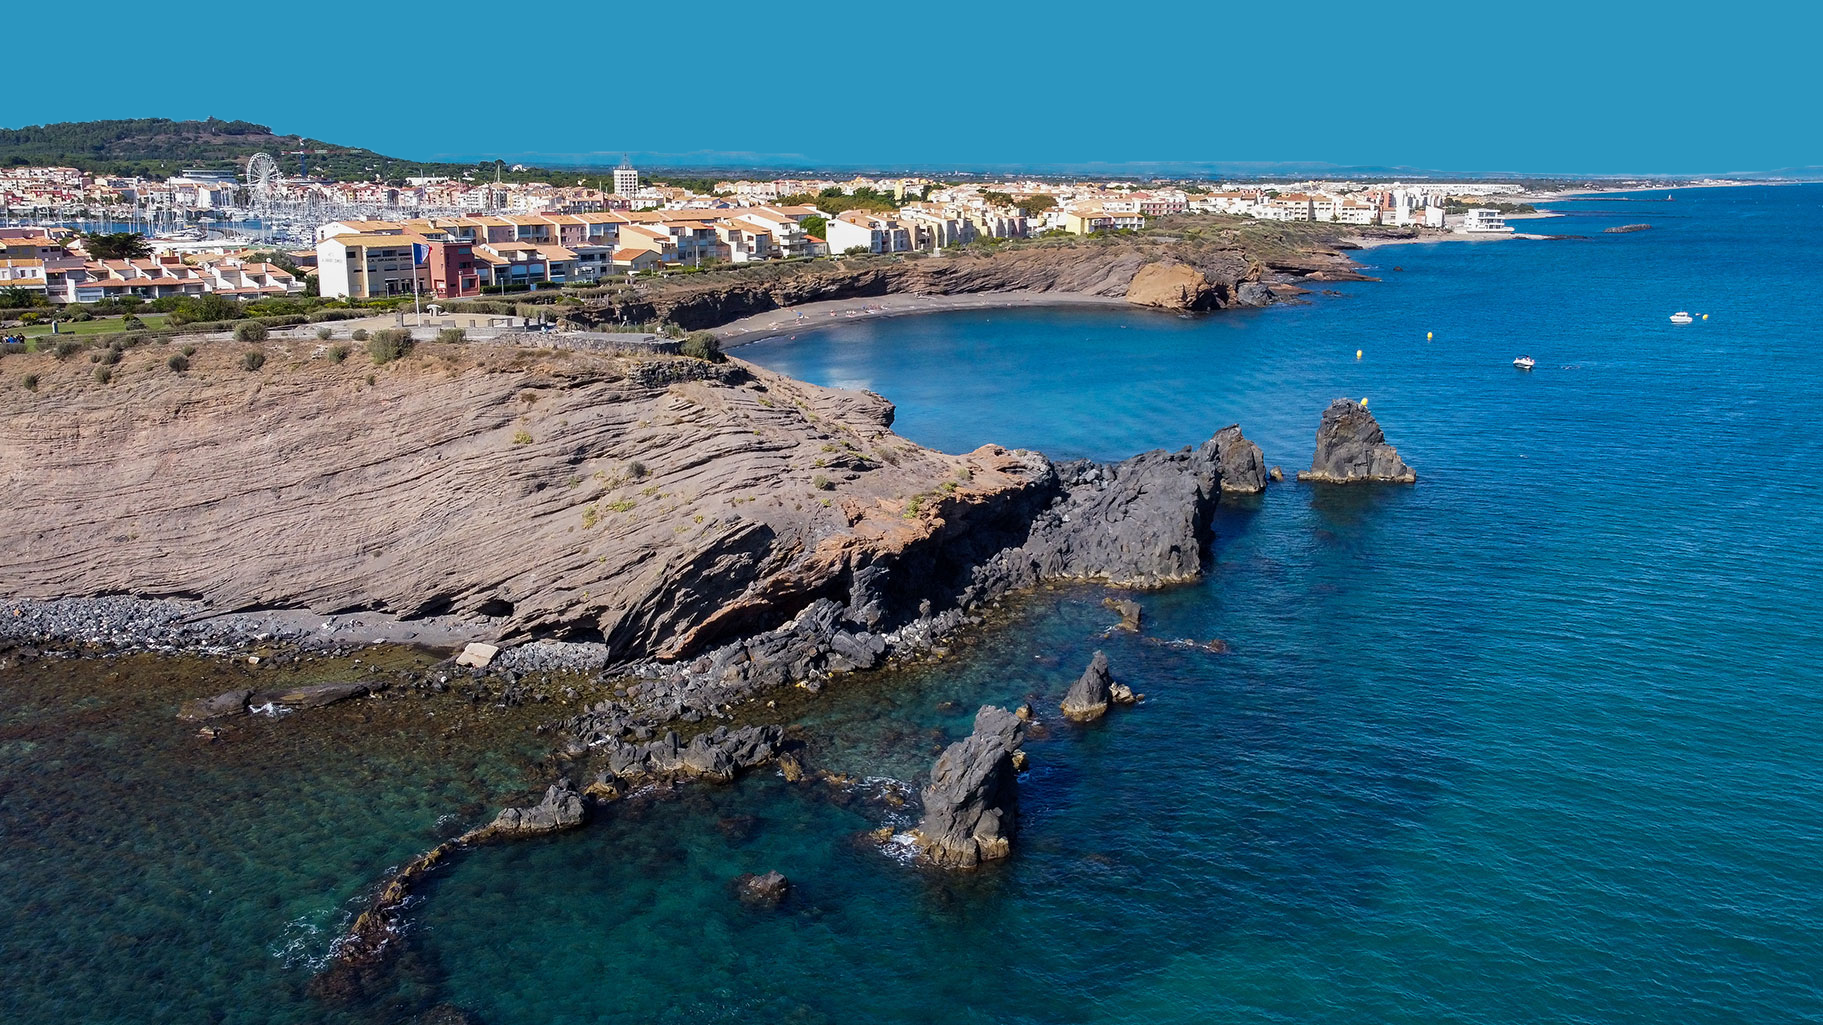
<box><xmin>15</xmin><ymin>313</ymin><xmax>172</xmax><ymax>338</ymax></box>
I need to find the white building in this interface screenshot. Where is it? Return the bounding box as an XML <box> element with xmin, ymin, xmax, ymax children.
<box><xmin>824</xmin><ymin>212</ymin><xmax>916</xmax><ymax>254</ymax></box>
<box><xmin>1461</xmin><ymin>208</ymin><xmax>1515</xmax><ymax>233</ymax></box>
<box><xmin>613</xmin><ymin>157</ymin><xmax>639</xmax><ymax>198</ymax></box>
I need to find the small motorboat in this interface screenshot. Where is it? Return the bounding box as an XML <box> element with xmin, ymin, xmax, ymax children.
<box><xmin>1670</xmin><ymin>311</ymin><xmax>1694</xmax><ymax>324</ymax></box>
<box><xmin>1513</xmin><ymin>356</ymin><xmax>1536</xmax><ymax>370</ymax></box>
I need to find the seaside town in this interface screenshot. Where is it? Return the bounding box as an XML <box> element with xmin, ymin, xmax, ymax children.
<box><xmin>0</xmin><ymin>156</ymin><xmax>1551</xmax><ymax>305</ymax></box>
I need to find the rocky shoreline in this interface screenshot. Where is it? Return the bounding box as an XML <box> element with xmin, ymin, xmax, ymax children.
<box><xmin>2</xmin><ymin>240</ymin><xmax>1423</xmax><ymax>998</ymax></box>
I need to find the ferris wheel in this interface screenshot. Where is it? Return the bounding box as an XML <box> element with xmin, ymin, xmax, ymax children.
<box><xmin>246</xmin><ymin>152</ymin><xmax>280</xmax><ymax>195</ymax></box>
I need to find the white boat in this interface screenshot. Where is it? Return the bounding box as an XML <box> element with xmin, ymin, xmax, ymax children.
<box><xmin>1670</xmin><ymin>311</ymin><xmax>1694</xmax><ymax>324</ymax></box>
<box><xmin>1513</xmin><ymin>355</ymin><xmax>1536</xmax><ymax>370</ymax></box>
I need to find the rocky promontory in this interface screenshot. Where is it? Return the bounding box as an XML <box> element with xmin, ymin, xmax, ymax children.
<box><xmin>1296</xmin><ymin>399</ymin><xmax>1417</xmax><ymax>484</ymax></box>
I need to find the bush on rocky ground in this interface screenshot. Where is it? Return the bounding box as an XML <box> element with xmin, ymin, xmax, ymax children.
<box><xmin>368</xmin><ymin>329</ymin><xmax>413</xmax><ymax>364</ymax></box>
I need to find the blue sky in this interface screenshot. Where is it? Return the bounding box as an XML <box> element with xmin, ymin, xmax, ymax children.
<box><xmin>7</xmin><ymin>1</ymin><xmax>1817</xmax><ymax>175</ymax></box>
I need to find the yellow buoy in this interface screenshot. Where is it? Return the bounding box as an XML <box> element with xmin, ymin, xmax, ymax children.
<box><xmin>1360</xmin><ymin>397</ymin><xmax>1369</xmax><ymax>407</ymax></box>
<box><xmin>1356</xmin><ymin>349</ymin><xmax>1363</xmax><ymax>360</ymax></box>
<box><xmin>1426</xmin><ymin>331</ymin><xmax>1433</xmax><ymax>341</ymax></box>
<box><xmin>1702</xmin><ymin>313</ymin><xmax>1708</xmax><ymax>320</ymax></box>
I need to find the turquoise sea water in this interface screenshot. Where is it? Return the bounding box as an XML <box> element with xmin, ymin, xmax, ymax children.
<box><xmin>6</xmin><ymin>185</ymin><xmax>1823</xmax><ymax>1023</ymax></box>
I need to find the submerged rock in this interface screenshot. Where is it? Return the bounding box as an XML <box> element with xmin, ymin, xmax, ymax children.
<box><xmin>1209</xmin><ymin>424</ymin><xmax>1268</xmax><ymax>493</ymax></box>
<box><xmin>248</xmin><ymin>681</ymin><xmax>370</xmax><ymax>710</ymax></box>
<box><xmin>1061</xmin><ymin>651</ymin><xmax>1114</xmax><ymax>721</ymax></box>
<box><xmin>1103</xmin><ymin>597</ymin><xmax>1143</xmax><ymax>632</ymax></box>
<box><xmin>177</xmin><ymin>689</ymin><xmax>252</xmax><ymax>721</ymax></box>
<box><xmin>736</xmin><ymin>870</ymin><xmax>790</xmax><ymax>905</ymax></box>
<box><xmin>913</xmin><ymin>705</ymin><xmax>1026</xmax><ymax>869</ymax></box>
<box><xmin>1296</xmin><ymin>399</ymin><xmax>1416</xmax><ymax>484</ymax></box>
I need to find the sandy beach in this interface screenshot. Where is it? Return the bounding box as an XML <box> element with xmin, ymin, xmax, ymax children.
<box><xmin>717</xmin><ymin>291</ymin><xmax>1133</xmax><ymax>348</ymax></box>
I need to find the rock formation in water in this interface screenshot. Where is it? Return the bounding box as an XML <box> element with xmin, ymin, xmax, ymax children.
<box><xmin>1103</xmin><ymin>597</ymin><xmax>1142</xmax><ymax>632</ymax></box>
<box><xmin>557</xmin><ymin>425</ymin><xmax>1248</xmax><ymax>740</ymax></box>
<box><xmin>177</xmin><ymin>689</ymin><xmax>255</xmax><ymax>721</ymax></box>
<box><xmin>1296</xmin><ymin>399</ymin><xmax>1417</xmax><ymax>484</ymax></box>
<box><xmin>913</xmin><ymin>705</ymin><xmax>1026</xmax><ymax>868</ymax></box>
<box><xmin>597</xmin><ymin>724</ymin><xmax>786</xmax><ymax>784</ymax></box>
<box><xmin>178</xmin><ymin>681</ymin><xmax>370</xmax><ymax>720</ymax></box>
<box><xmin>1061</xmin><ymin>651</ymin><xmax>1115</xmax><ymax>721</ymax></box>
<box><xmin>472</xmin><ymin>778</ymin><xmax>586</xmax><ymax>839</ymax></box>
<box><xmin>736</xmin><ymin>870</ymin><xmax>789</xmax><ymax>905</ymax></box>
<box><xmin>1210</xmin><ymin>424</ymin><xmax>1268</xmax><ymax>493</ymax></box>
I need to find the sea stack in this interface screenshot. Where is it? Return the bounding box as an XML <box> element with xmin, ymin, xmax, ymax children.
<box><xmin>1207</xmin><ymin>424</ymin><xmax>1268</xmax><ymax>493</ymax></box>
<box><xmin>1297</xmin><ymin>399</ymin><xmax>1417</xmax><ymax>484</ymax></box>
<box><xmin>912</xmin><ymin>706</ymin><xmax>1026</xmax><ymax>869</ymax></box>
<box><xmin>1061</xmin><ymin>651</ymin><xmax>1115</xmax><ymax>721</ymax></box>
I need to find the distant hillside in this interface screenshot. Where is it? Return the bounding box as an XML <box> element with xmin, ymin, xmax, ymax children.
<box><xmin>0</xmin><ymin>117</ymin><xmax>568</xmax><ymax>184</ymax></box>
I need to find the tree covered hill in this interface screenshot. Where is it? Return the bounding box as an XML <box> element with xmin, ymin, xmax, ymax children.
<box><xmin>0</xmin><ymin>117</ymin><xmax>568</xmax><ymax>184</ymax></box>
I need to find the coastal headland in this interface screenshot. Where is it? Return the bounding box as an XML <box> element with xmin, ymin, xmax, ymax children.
<box><xmin>2</xmin><ymin>222</ymin><xmax>1418</xmax><ymax>991</ymax></box>
<box><xmin>1</xmin><ymin>217</ymin><xmax>1380</xmax><ymax>662</ymax></box>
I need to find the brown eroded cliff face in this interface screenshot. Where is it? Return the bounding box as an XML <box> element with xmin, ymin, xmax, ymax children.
<box><xmin>0</xmin><ymin>340</ymin><xmax>1051</xmax><ymax>659</ymax></box>
<box><xmin>565</xmin><ymin>224</ymin><xmax>1368</xmax><ymax>329</ymax></box>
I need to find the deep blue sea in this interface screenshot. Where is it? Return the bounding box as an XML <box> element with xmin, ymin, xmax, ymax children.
<box><xmin>4</xmin><ymin>185</ymin><xmax>1822</xmax><ymax>1024</ymax></box>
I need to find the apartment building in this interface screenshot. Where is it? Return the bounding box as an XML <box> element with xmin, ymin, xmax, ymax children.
<box><xmin>0</xmin><ymin>259</ymin><xmax>48</xmax><ymax>296</ymax></box>
<box><xmin>316</xmin><ymin>234</ymin><xmax>428</xmax><ymax>299</ymax></box>
<box><xmin>1061</xmin><ymin>206</ymin><xmax>1146</xmax><ymax>234</ymax></box>
<box><xmin>824</xmin><ymin>211</ymin><xmax>917</xmax><ymax>254</ymax></box>
<box><xmin>1461</xmin><ymin>208</ymin><xmax>1514</xmax><ymax>233</ymax></box>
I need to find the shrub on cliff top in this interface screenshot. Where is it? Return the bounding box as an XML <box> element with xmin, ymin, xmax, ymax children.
<box><xmin>234</xmin><ymin>321</ymin><xmax>269</xmax><ymax>342</ymax></box>
<box><xmin>368</xmin><ymin>329</ymin><xmax>413</xmax><ymax>364</ymax></box>
<box><xmin>328</xmin><ymin>343</ymin><xmax>350</xmax><ymax>364</ymax></box>
<box><xmin>437</xmin><ymin>328</ymin><xmax>466</xmax><ymax>344</ymax></box>
<box><xmin>351</xmin><ymin>328</ymin><xmax>369</xmax><ymax>342</ymax></box>
<box><xmin>680</xmin><ymin>332</ymin><xmax>724</xmax><ymax>363</ymax></box>
<box><xmin>240</xmin><ymin>349</ymin><xmax>266</xmax><ymax>371</ymax></box>
<box><xmin>166</xmin><ymin>354</ymin><xmax>189</xmax><ymax>373</ymax></box>
<box><xmin>21</xmin><ymin>372</ymin><xmax>39</xmax><ymax>391</ymax></box>
<box><xmin>53</xmin><ymin>339</ymin><xmax>82</xmax><ymax>360</ymax></box>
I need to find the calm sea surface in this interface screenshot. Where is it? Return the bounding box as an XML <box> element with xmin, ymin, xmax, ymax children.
<box><xmin>4</xmin><ymin>185</ymin><xmax>1821</xmax><ymax>1023</ymax></box>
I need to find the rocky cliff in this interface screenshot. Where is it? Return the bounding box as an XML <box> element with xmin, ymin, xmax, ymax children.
<box><xmin>0</xmin><ymin>339</ymin><xmax>1053</xmax><ymax>660</ymax></box>
<box><xmin>2</xmin><ymin>337</ymin><xmax>1265</xmax><ymax>678</ymax></box>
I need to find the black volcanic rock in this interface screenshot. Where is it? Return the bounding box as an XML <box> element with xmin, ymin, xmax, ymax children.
<box><xmin>600</xmin><ymin>724</ymin><xmax>786</xmax><ymax>783</ymax></box>
<box><xmin>975</xmin><ymin>433</ymin><xmax>1227</xmax><ymax>593</ymax></box>
<box><xmin>481</xmin><ymin>779</ymin><xmax>585</xmax><ymax>837</ymax></box>
<box><xmin>1061</xmin><ymin>651</ymin><xmax>1114</xmax><ymax>721</ymax></box>
<box><xmin>1296</xmin><ymin>399</ymin><xmax>1416</xmax><ymax>484</ymax></box>
<box><xmin>1208</xmin><ymin>424</ymin><xmax>1268</xmax><ymax>493</ymax></box>
<box><xmin>913</xmin><ymin>706</ymin><xmax>1026</xmax><ymax>868</ymax></box>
